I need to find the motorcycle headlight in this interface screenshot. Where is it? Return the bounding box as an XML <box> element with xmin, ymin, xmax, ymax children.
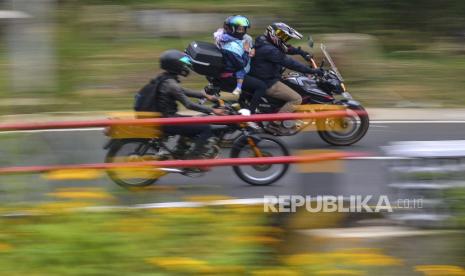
<box><xmin>340</xmin><ymin>83</ymin><xmax>347</xmax><ymax>92</ymax></box>
<box><xmin>103</xmin><ymin>126</ymin><xmax>111</xmax><ymax>136</ymax></box>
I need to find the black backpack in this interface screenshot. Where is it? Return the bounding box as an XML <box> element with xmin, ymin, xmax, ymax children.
<box><xmin>134</xmin><ymin>75</ymin><xmax>172</xmax><ymax>112</ymax></box>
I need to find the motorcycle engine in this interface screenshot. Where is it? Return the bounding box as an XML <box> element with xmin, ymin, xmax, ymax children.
<box><xmin>282</xmin><ymin>120</ymin><xmax>296</xmax><ymax>129</ymax></box>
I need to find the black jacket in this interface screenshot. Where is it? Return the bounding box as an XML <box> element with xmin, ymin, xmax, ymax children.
<box><xmin>250</xmin><ymin>35</ymin><xmax>314</xmax><ymax>87</ymax></box>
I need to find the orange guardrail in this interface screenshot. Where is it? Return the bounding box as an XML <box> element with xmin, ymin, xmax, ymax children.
<box><xmin>0</xmin><ymin>110</ymin><xmax>365</xmax><ymax>131</ymax></box>
<box><xmin>0</xmin><ymin>152</ymin><xmax>365</xmax><ymax>175</ymax></box>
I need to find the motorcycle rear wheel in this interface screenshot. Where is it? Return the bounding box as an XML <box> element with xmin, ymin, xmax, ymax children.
<box><xmin>105</xmin><ymin>139</ymin><xmax>163</xmax><ymax>188</ymax></box>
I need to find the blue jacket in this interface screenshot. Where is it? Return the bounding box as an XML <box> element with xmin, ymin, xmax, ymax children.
<box><xmin>250</xmin><ymin>35</ymin><xmax>313</xmax><ymax>87</ymax></box>
<box><xmin>217</xmin><ymin>33</ymin><xmax>250</xmax><ymax>78</ymax></box>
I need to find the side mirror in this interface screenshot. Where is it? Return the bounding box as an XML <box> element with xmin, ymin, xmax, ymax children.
<box><xmin>307</xmin><ymin>35</ymin><xmax>314</xmax><ymax>48</ymax></box>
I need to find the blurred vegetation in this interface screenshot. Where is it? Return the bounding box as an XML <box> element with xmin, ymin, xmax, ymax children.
<box><xmin>1</xmin><ymin>0</ymin><xmax>465</xmax><ymax>115</ymax></box>
<box><xmin>0</xmin><ymin>197</ymin><xmax>464</xmax><ymax>275</ymax></box>
<box><xmin>0</xmin><ymin>202</ymin><xmax>457</xmax><ymax>276</ymax></box>
<box><xmin>0</xmin><ymin>205</ymin><xmax>269</xmax><ymax>275</ymax></box>
<box><xmin>446</xmin><ymin>187</ymin><xmax>465</xmax><ymax>228</ymax></box>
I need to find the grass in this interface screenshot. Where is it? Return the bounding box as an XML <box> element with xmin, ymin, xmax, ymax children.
<box><xmin>0</xmin><ymin>205</ymin><xmax>271</xmax><ymax>275</ymax></box>
<box><xmin>2</xmin><ymin>34</ymin><xmax>464</xmax><ymax>116</ymax></box>
<box><xmin>446</xmin><ymin>188</ymin><xmax>465</xmax><ymax>229</ymax></box>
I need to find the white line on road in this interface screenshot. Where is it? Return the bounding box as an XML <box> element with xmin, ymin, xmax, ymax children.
<box><xmin>370</xmin><ymin>125</ymin><xmax>389</xmax><ymax>128</ymax></box>
<box><xmin>346</xmin><ymin>156</ymin><xmax>410</xmax><ymax>160</ymax></box>
<box><xmin>298</xmin><ymin>226</ymin><xmax>461</xmax><ymax>239</ymax></box>
<box><xmin>132</xmin><ymin>198</ymin><xmax>266</xmax><ymax>210</ymax></box>
<box><xmin>2</xmin><ymin>199</ymin><xmax>267</xmax><ymax>217</ymax></box>
<box><xmin>1</xmin><ymin>199</ymin><xmax>266</xmax><ymax>217</ymax></box>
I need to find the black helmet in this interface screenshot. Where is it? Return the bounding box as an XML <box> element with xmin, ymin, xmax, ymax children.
<box><xmin>265</xmin><ymin>22</ymin><xmax>303</xmax><ymax>52</ymax></box>
<box><xmin>160</xmin><ymin>50</ymin><xmax>192</xmax><ymax>77</ymax></box>
<box><xmin>223</xmin><ymin>15</ymin><xmax>251</xmax><ymax>40</ymax></box>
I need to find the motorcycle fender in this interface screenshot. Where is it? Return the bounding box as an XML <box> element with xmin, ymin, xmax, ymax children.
<box><xmin>231</xmin><ymin>134</ymin><xmax>262</xmax><ymax>151</ymax></box>
<box><xmin>341</xmin><ymin>99</ymin><xmax>362</xmax><ymax>108</ymax></box>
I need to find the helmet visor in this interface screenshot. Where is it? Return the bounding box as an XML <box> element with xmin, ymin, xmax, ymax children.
<box><xmin>275</xmin><ymin>29</ymin><xmax>292</xmax><ymax>42</ymax></box>
<box><xmin>179</xmin><ymin>55</ymin><xmax>193</xmax><ymax>69</ymax></box>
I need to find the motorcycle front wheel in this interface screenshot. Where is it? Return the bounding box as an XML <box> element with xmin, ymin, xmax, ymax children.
<box><xmin>316</xmin><ymin>105</ymin><xmax>369</xmax><ymax>146</ymax></box>
<box><xmin>105</xmin><ymin>139</ymin><xmax>165</xmax><ymax>188</ymax></box>
<box><xmin>230</xmin><ymin>134</ymin><xmax>289</xmax><ymax>186</ymax></box>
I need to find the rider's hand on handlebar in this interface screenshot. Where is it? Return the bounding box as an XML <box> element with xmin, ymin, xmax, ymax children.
<box><xmin>205</xmin><ymin>94</ymin><xmax>218</xmax><ymax>102</ymax></box>
<box><xmin>303</xmin><ymin>53</ymin><xmax>313</xmax><ymax>61</ymax></box>
<box><xmin>212</xmin><ymin>108</ymin><xmax>226</xmax><ymax>116</ymax></box>
<box><xmin>300</xmin><ymin>51</ymin><xmax>313</xmax><ymax>61</ymax></box>
<box><xmin>311</xmin><ymin>68</ymin><xmax>325</xmax><ymax>77</ymax></box>
<box><xmin>296</xmin><ymin>47</ymin><xmax>313</xmax><ymax>61</ymax></box>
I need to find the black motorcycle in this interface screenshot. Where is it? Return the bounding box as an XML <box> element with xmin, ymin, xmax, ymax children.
<box><xmin>103</xmin><ymin>102</ymin><xmax>290</xmax><ymax>187</ymax></box>
<box><xmin>200</xmin><ymin>41</ymin><xmax>369</xmax><ymax>146</ymax></box>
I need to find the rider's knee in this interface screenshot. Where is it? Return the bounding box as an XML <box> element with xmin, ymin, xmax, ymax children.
<box><xmin>291</xmin><ymin>95</ymin><xmax>302</xmax><ymax>105</ymax></box>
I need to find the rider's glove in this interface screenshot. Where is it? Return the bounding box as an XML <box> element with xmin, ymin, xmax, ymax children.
<box><xmin>303</xmin><ymin>53</ymin><xmax>313</xmax><ymax>61</ymax></box>
<box><xmin>293</xmin><ymin>47</ymin><xmax>312</xmax><ymax>61</ymax></box>
<box><xmin>311</xmin><ymin>68</ymin><xmax>325</xmax><ymax>77</ymax></box>
<box><xmin>300</xmin><ymin>49</ymin><xmax>313</xmax><ymax>61</ymax></box>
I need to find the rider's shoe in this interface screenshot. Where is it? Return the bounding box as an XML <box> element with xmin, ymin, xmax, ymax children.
<box><xmin>186</xmin><ymin>137</ymin><xmax>220</xmax><ymax>160</ymax></box>
<box><xmin>183</xmin><ymin>137</ymin><xmax>219</xmax><ymax>172</ymax></box>
<box><xmin>200</xmin><ymin>137</ymin><xmax>220</xmax><ymax>159</ymax></box>
<box><xmin>232</xmin><ymin>87</ymin><xmax>242</xmax><ymax>96</ymax></box>
<box><xmin>173</xmin><ymin>136</ymin><xmax>192</xmax><ymax>158</ymax></box>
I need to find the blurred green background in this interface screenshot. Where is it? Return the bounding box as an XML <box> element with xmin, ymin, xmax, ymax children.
<box><xmin>1</xmin><ymin>0</ymin><xmax>465</xmax><ymax>115</ymax></box>
<box><xmin>1</xmin><ymin>2</ymin><xmax>465</xmax><ymax>274</ymax></box>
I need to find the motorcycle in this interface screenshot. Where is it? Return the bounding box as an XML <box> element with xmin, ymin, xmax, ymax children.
<box><xmin>205</xmin><ymin>40</ymin><xmax>369</xmax><ymax>146</ymax></box>
<box><xmin>103</xmin><ymin>101</ymin><xmax>290</xmax><ymax>187</ymax></box>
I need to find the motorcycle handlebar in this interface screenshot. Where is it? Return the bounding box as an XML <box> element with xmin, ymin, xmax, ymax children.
<box><xmin>212</xmin><ymin>100</ymin><xmax>239</xmax><ymax>115</ymax></box>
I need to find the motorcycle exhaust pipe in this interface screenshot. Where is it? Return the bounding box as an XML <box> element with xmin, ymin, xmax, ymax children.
<box><xmin>159</xmin><ymin>168</ymin><xmax>184</xmax><ymax>174</ymax></box>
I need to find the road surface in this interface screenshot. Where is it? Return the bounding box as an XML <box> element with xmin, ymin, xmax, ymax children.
<box><xmin>0</xmin><ymin>122</ymin><xmax>464</xmax><ymax>205</ymax></box>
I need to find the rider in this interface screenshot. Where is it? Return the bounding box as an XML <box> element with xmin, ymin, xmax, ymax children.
<box><xmin>250</xmin><ymin>22</ymin><xmax>324</xmax><ymax>133</ymax></box>
<box><xmin>134</xmin><ymin>49</ymin><xmax>224</xmax><ymax>159</ymax></box>
<box><xmin>213</xmin><ymin>15</ymin><xmax>267</xmax><ymax>114</ymax></box>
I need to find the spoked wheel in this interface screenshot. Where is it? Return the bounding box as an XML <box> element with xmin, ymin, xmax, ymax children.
<box><xmin>105</xmin><ymin>139</ymin><xmax>165</xmax><ymax>188</ymax></box>
<box><xmin>230</xmin><ymin>134</ymin><xmax>289</xmax><ymax>186</ymax></box>
<box><xmin>317</xmin><ymin>105</ymin><xmax>369</xmax><ymax>146</ymax></box>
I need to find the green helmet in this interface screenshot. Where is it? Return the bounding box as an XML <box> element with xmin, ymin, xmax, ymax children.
<box><xmin>224</xmin><ymin>15</ymin><xmax>251</xmax><ymax>39</ymax></box>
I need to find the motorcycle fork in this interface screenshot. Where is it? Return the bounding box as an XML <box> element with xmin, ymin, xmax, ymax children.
<box><xmin>239</xmin><ymin>124</ymin><xmax>263</xmax><ymax>157</ymax></box>
<box><xmin>246</xmin><ymin>137</ymin><xmax>263</xmax><ymax>157</ymax></box>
